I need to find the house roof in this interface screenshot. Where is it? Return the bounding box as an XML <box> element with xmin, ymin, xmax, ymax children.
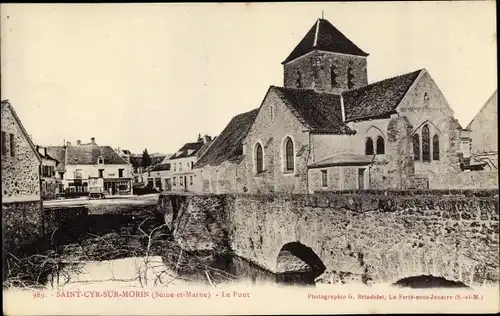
<box><xmin>271</xmin><ymin>86</ymin><xmax>355</xmax><ymax>135</ymax></box>
<box><xmin>67</xmin><ymin>145</ymin><xmax>129</xmax><ymax>165</ymax></box>
<box><xmin>308</xmin><ymin>153</ymin><xmax>374</xmax><ymax>169</ymax></box>
<box><xmin>342</xmin><ymin>69</ymin><xmax>423</xmax><ymax>122</ymax></box>
<box><xmin>47</xmin><ymin>146</ymin><xmax>67</xmax><ymax>172</ymax></box>
<box><xmin>194</xmin><ymin>109</ymin><xmax>259</xmax><ymax>168</ymax></box>
<box><xmin>48</xmin><ymin>145</ymin><xmax>129</xmax><ymax>166</ymax></box>
<box><xmin>169</xmin><ymin>141</ymin><xmax>205</xmax><ymax>160</ymax></box>
<box><xmin>1</xmin><ymin>100</ymin><xmax>42</xmax><ymax>163</ymax></box>
<box><xmin>466</xmin><ymin>89</ymin><xmax>498</xmax><ymax>130</ymax></box>
<box><xmin>283</xmin><ymin>18</ymin><xmax>368</xmax><ymax>64</ymax></box>
<box><xmin>150</xmin><ymin>162</ymin><xmax>171</xmax><ymax>172</ymax></box>
<box><xmin>37</xmin><ymin>147</ymin><xmax>59</xmax><ymax>163</ymax></box>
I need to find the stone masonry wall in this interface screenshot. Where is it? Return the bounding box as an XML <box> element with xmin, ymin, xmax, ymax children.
<box><xmin>242</xmin><ymin>90</ymin><xmax>309</xmax><ymax>194</ymax></box>
<box><xmin>160</xmin><ymin>191</ymin><xmax>499</xmax><ymax>287</ymax></box>
<box><xmin>159</xmin><ymin>194</ymin><xmax>229</xmax><ymax>253</ymax></box>
<box><xmin>1</xmin><ymin>105</ymin><xmax>41</xmax><ymax>199</ymax></box>
<box><xmin>2</xmin><ymin>201</ymin><xmax>43</xmax><ymax>251</ymax></box>
<box><xmin>284</xmin><ymin>51</ymin><xmax>368</xmax><ymax>94</ymax></box>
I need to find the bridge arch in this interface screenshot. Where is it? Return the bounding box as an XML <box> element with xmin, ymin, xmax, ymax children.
<box><xmin>275</xmin><ymin>242</ymin><xmax>326</xmax><ymax>276</ymax></box>
<box><xmin>393</xmin><ymin>275</ymin><xmax>469</xmax><ymax>289</ymax></box>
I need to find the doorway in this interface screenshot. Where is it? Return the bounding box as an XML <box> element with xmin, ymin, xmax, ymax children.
<box><xmin>358</xmin><ymin>168</ymin><xmax>365</xmax><ymax>190</ymax></box>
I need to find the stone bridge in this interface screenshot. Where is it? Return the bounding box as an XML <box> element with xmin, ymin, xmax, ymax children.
<box><xmin>158</xmin><ymin>190</ymin><xmax>499</xmax><ymax>286</ymax></box>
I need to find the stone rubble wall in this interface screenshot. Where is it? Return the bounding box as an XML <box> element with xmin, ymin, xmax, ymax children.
<box><xmin>2</xmin><ymin>200</ymin><xmax>43</xmax><ymax>252</ymax></box>
<box><xmin>159</xmin><ymin>190</ymin><xmax>499</xmax><ymax>286</ymax></box>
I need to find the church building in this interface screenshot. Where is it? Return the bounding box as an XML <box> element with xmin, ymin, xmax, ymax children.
<box><xmin>195</xmin><ymin>18</ymin><xmax>493</xmax><ymax>193</ymax></box>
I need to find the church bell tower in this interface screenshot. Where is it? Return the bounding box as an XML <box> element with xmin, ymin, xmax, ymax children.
<box><xmin>282</xmin><ymin>18</ymin><xmax>369</xmax><ymax>94</ymax></box>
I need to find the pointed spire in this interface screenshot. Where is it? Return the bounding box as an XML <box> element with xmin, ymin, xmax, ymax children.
<box><xmin>282</xmin><ymin>18</ymin><xmax>369</xmax><ymax>64</ymax></box>
<box><xmin>321</xmin><ymin>10</ymin><xmax>324</xmax><ymax>20</ymax></box>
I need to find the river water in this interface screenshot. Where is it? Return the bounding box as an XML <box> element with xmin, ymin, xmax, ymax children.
<box><xmin>44</xmin><ymin>255</ymin><xmax>317</xmax><ymax>290</ymax></box>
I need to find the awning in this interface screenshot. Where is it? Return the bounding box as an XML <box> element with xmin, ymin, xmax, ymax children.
<box><xmin>308</xmin><ymin>153</ymin><xmax>374</xmax><ymax>169</ymax></box>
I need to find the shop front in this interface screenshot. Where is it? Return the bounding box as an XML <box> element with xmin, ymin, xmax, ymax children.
<box><xmin>104</xmin><ymin>178</ymin><xmax>133</xmax><ymax>195</ymax></box>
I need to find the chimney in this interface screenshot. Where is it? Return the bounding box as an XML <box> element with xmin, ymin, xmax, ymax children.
<box><xmin>76</xmin><ymin>140</ymin><xmax>81</xmax><ymax>145</ymax></box>
<box><xmin>203</xmin><ymin>134</ymin><xmax>212</xmax><ymax>143</ymax></box>
<box><xmin>91</xmin><ymin>137</ymin><xmax>96</xmax><ymax>145</ymax></box>
<box><xmin>66</xmin><ymin>141</ymin><xmax>72</xmax><ymax>146</ymax></box>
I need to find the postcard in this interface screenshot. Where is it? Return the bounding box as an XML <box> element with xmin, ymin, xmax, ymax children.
<box><xmin>1</xmin><ymin>2</ymin><xmax>498</xmax><ymax>315</ymax></box>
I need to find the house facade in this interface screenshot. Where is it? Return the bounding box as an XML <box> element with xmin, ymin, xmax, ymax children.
<box><xmin>467</xmin><ymin>90</ymin><xmax>498</xmax><ymax>170</ymax></box>
<box><xmin>194</xmin><ymin>18</ymin><xmax>490</xmax><ymax>193</ymax></box>
<box><xmin>37</xmin><ymin>145</ymin><xmax>60</xmax><ymax>200</ymax></box>
<box><xmin>170</xmin><ymin>135</ymin><xmax>212</xmax><ymax>192</ymax></box>
<box><xmin>48</xmin><ymin>138</ymin><xmax>134</xmax><ymax>196</ymax></box>
<box><xmin>1</xmin><ymin>100</ymin><xmax>44</xmax><ymax>250</ymax></box>
<box><xmin>144</xmin><ymin>161</ymin><xmax>171</xmax><ymax>191</ymax></box>
<box><xmin>194</xmin><ymin>109</ymin><xmax>259</xmax><ymax>193</ymax></box>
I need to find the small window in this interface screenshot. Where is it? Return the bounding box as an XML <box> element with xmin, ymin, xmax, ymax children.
<box><xmin>191</xmin><ymin>162</ymin><xmax>194</xmax><ymax>169</ymax></box>
<box><xmin>180</xmin><ymin>177</ymin><xmax>184</xmax><ymax>186</ymax></box>
<box><xmin>432</xmin><ymin>134</ymin><xmax>440</xmax><ymax>161</ymax></box>
<box><xmin>97</xmin><ymin>156</ymin><xmax>104</xmax><ymax>164</ymax></box>
<box><xmin>296</xmin><ymin>71</ymin><xmax>303</xmax><ymax>88</ymax></box>
<box><xmin>347</xmin><ymin>67</ymin><xmax>354</xmax><ymax>89</ymax></box>
<box><xmin>173</xmin><ymin>164</ymin><xmax>176</xmax><ymax>171</ymax></box>
<box><xmin>330</xmin><ymin>66</ymin><xmax>337</xmax><ymax>88</ymax></box>
<box><xmin>321</xmin><ymin>170</ymin><xmax>328</xmax><ymax>187</ymax></box>
<box><xmin>189</xmin><ymin>175</ymin><xmax>193</xmax><ymax>186</ymax></box>
<box><xmin>1</xmin><ymin>131</ymin><xmax>6</xmax><ymax>156</ymax></box>
<box><xmin>118</xmin><ymin>169</ymin><xmax>124</xmax><ymax>178</ymax></box>
<box><xmin>173</xmin><ymin>177</ymin><xmax>177</xmax><ymax>186</ymax></box>
<box><xmin>413</xmin><ymin>134</ymin><xmax>421</xmax><ymax>161</ymax></box>
<box><xmin>376</xmin><ymin>136</ymin><xmax>385</xmax><ymax>154</ymax></box>
<box><xmin>179</xmin><ymin>163</ymin><xmax>183</xmax><ymax>171</ymax></box>
<box><xmin>365</xmin><ymin>137</ymin><xmax>374</xmax><ymax>155</ymax></box>
<box><xmin>98</xmin><ymin>169</ymin><xmax>104</xmax><ymax>178</ymax></box>
<box><xmin>285</xmin><ymin>137</ymin><xmax>294</xmax><ymax>172</ymax></box>
<box><xmin>255</xmin><ymin>143</ymin><xmax>264</xmax><ymax>174</ymax></box>
<box><xmin>75</xmin><ymin>169</ymin><xmax>82</xmax><ymax>179</ymax></box>
<box><xmin>422</xmin><ymin>125</ymin><xmax>431</xmax><ymax>162</ymax></box>
<box><xmin>9</xmin><ymin>133</ymin><xmax>14</xmax><ymax>157</ymax></box>
<box><xmin>424</xmin><ymin>93</ymin><xmax>429</xmax><ymax>102</ymax></box>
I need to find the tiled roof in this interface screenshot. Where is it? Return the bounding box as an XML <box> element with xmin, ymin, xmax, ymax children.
<box><xmin>170</xmin><ymin>142</ymin><xmax>205</xmax><ymax>160</ymax></box>
<box><xmin>150</xmin><ymin>163</ymin><xmax>171</xmax><ymax>172</ymax></box>
<box><xmin>48</xmin><ymin>145</ymin><xmax>129</xmax><ymax>166</ymax></box>
<box><xmin>308</xmin><ymin>153</ymin><xmax>374</xmax><ymax>168</ymax></box>
<box><xmin>272</xmin><ymin>86</ymin><xmax>355</xmax><ymax>135</ymax></box>
<box><xmin>47</xmin><ymin>146</ymin><xmax>66</xmax><ymax>172</ymax></box>
<box><xmin>342</xmin><ymin>69</ymin><xmax>423</xmax><ymax>122</ymax></box>
<box><xmin>194</xmin><ymin>109</ymin><xmax>259</xmax><ymax>168</ymax></box>
<box><xmin>196</xmin><ymin>140</ymin><xmax>214</xmax><ymax>158</ymax></box>
<box><xmin>283</xmin><ymin>18</ymin><xmax>368</xmax><ymax>64</ymax></box>
<box><xmin>151</xmin><ymin>155</ymin><xmax>167</xmax><ymax>165</ymax></box>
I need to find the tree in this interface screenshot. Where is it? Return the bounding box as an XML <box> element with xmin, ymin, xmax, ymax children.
<box><xmin>142</xmin><ymin>149</ymin><xmax>152</xmax><ymax>168</ymax></box>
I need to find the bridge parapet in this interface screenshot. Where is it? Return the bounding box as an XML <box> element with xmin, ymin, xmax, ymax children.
<box><xmin>158</xmin><ymin>190</ymin><xmax>499</xmax><ymax>286</ymax></box>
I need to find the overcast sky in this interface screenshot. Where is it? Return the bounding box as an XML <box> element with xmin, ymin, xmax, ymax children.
<box><xmin>1</xmin><ymin>2</ymin><xmax>496</xmax><ymax>154</ymax></box>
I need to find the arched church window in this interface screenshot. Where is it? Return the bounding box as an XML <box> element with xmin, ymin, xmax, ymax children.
<box><xmin>432</xmin><ymin>134</ymin><xmax>440</xmax><ymax>161</ymax></box>
<box><xmin>376</xmin><ymin>136</ymin><xmax>385</xmax><ymax>154</ymax></box>
<box><xmin>255</xmin><ymin>143</ymin><xmax>263</xmax><ymax>174</ymax></box>
<box><xmin>365</xmin><ymin>137</ymin><xmax>374</xmax><ymax>155</ymax></box>
<box><xmin>412</xmin><ymin>134</ymin><xmax>420</xmax><ymax>161</ymax></box>
<box><xmin>285</xmin><ymin>137</ymin><xmax>294</xmax><ymax>172</ymax></box>
<box><xmin>422</xmin><ymin>125</ymin><xmax>431</xmax><ymax>162</ymax></box>
<box><xmin>330</xmin><ymin>66</ymin><xmax>337</xmax><ymax>88</ymax></box>
<box><xmin>296</xmin><ymin>71</ymin><xmax>303</xmax><ymax>89</ymax></box>
<box><xmin>347</xmin><ymin>67</ymin><xmax>354</xmax><ymax>89</ymax></box>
